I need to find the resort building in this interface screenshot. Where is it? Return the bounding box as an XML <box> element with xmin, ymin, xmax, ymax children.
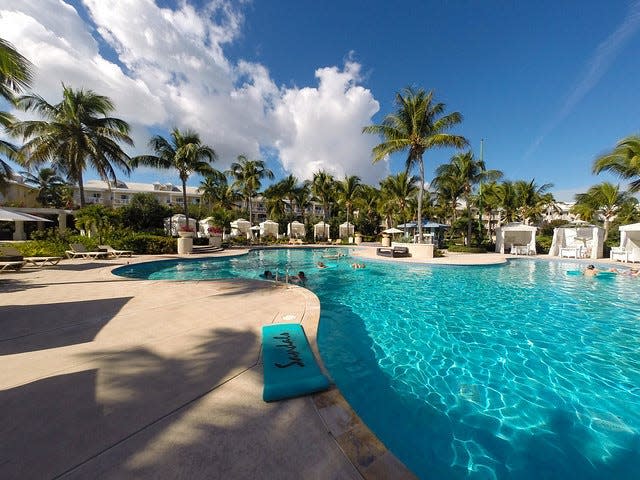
<box><xmin>79</xmin><ymin>180</ymin><xmax>202</xmax><ymax>208</ymax></box>
<box><xmin>0</xmin><ymin>174</ymin><xmax>40</xmax><ymax>208</ymax></box>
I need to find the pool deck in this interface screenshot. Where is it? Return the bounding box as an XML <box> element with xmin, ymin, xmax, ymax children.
<box><xmin>0</xmin><ymin>246</ymin><xmax>623</xmax><ymax>479</ymax></box>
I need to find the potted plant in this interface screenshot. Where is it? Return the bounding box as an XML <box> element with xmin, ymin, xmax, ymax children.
<box><xmin>178</xmin><ymin>225</ymin><xmax>195</xmax><ymax>238</ymax></box>
<box><xmin>354</xmin><ymin>232</ymin><xmax>363</xmax><ymax>245</ymax></box>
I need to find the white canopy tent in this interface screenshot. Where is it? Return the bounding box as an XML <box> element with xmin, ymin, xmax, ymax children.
<box><xmin>230</xmin><ymin>218</ymin><xmax>251</xmax><ymax>238</ymax></box>
<box><xmin>548</xmin><ymin>225</ymin><xmax>605</xmax><ymax>259</ymax></box>
<box><xmin>164</xmin><ymin>214</ymin><xmax>197</xmax><ymax>236</ymax></box>
<box><xmin>287</xmin><ymin>221</ymin><xmax>305</xmax><ymax>239</ymax></box>
<box><xmin>339</xmin><ymin>222</ymin><xmax>355</xmax><ymax>239</ymax></box>
<box><xmin>259</xmin><ymin>220</ymin><xmax>279</xmax><ymax>238</ymax></box>
<box><xmin>495</xmin><ymin>223</ymin><xmax>537</xmax><ymax>255</ymax></box>
<box><xmin>611</xmin><ymin>223</ymin><xmax>640</xmax><ymax>262</ymax></box>
<box><xmin>314</xmin><ymin>221</ymin><xmax>330</xmax><ymax>241</ymax></box>
<box><xmin>198</xmin><ymin>216</ymin><xmax>215</xmax><ymax>236</ymax></box>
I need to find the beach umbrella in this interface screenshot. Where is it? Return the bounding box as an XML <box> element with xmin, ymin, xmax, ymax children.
<box><xmin>383</xmin><ymin>227</ymin><xmax>403</xmax><ymax>234</ymax></box>
<box><xmin>0</xmin><ymin>207</ymin><xmax>52</xmax><ymax>222</ymax></box>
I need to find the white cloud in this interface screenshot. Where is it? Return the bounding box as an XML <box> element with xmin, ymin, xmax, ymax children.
<box><xmin>0</xmin><ymin>0</ymin><xmax>385</xmax><ymax>184</ymax></box>
<box><xmin>273</xmin><ymin>62</ymin><xmax>384</xmax><ymax>183</ymax></box>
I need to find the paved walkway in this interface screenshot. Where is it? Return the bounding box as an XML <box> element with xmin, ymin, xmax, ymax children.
<box><xmin>1</xmin><ymin>247</ymin><xmax>622</xmax><ymax>479</ymax></box>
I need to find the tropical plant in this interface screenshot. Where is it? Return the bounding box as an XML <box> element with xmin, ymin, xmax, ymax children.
<box><xmin>336</xmin><ymin>175</ymin><xmax>362</xmax><ymax>234</ymax></box>
<box><xmin>74</xmin><ymin>204</ymin><xmax>117</xmax><ymax>244</ymax></box>
<box><xmin>513</xmin><ymin>179</ymin><xmax>554</xmax><ymax>225</ymax></box>
<box><xmin>19</xmin><ymin>167</ymin><xmax>69</xmax><ymax>207</ymax></box>
<box><xmin>131</xmin><ymin>128</ymin><xmax>216</xmax><ymax>229</ymax></box>
<box><xmin>199</xmin><ymin>172</ymin><xmax>240</xmax><ymax>210</ymax></box>
<box><xmin>572</xmin><ymin>182</ymin><xmax>636</xmax><ymax>241</ymax></box>
<box><xmin>593</xmin><ymin>135</ymin><xmax>640</xmax><ymax>192</ymax></box>
<box><xmin>477</xmin><ymin>181</ymin><xmax>502</xmax><ymax>240</ymax></box>
<box><xmin>434</xmin><ymin>151</ymin><xmax>502</xmax><ymax>243</ymax></box>
<box><xmin>118</xmin><ymin>192</ymin><xmax>171</xmax><ymax>232</ymax></box>
<box><xmin>495</xmin><ymin>181</ymin><xmax>519</xmax><ymax>223</ymax></box>
<box><xmin>0</xmin><ymin>37</ymin><xmax>33</xmax><ymax>186</ymax></box>
<box><xmin>311</xmin><ymin>170</ymin><xmax>336</xmax><ymax>221</ymax></box>
<box><xmin>355</xmin><ymin>184</ymin><xmax>381</xmax><ymax>236</ymax></box>
<box><xmin>227</xmin><ymin>155</ymin><xmax>273</xmax><ymax>224</ymax></box>
<box><xmin>363</xmin><ymin>87</ymin><xmax>467</xmax><ymax>241</ymax></box>
<box><xmin>11</xmin><ymin>85</ymin><xmax>133</xmax><ymax>207</ymax></box>
<box><xmin>379</xmin><ymin>171</ymin><xmax>418</xmax><ymax>234</ymax></box>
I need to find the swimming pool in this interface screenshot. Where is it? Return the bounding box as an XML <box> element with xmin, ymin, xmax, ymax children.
<box><xmin>114</xmin><ymin>250</ymin><xmax>640</xmax><ymax>479</ymax></box>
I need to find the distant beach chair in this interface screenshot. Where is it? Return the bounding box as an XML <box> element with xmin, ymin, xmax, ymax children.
<box><xmin>65</xmin><ymin>243</ymin><xmax>109</xmax><ymax>259</ymax></box>
<box><xmin>0</xmin><ymin>260</ymin><xmax>25</xmax><ymax>272</ymax></box>
<box><xmin>98</xmin><ymin>245</ymin><xmax>133</xmax><ymax>258</ymax></box>
<box><xmin>0</xmin><ymin>245</ymin><xmax>62</xmax><ymax>267</ymax></box>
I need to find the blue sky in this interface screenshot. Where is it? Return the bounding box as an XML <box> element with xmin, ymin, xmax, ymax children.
<box><xmin>2</xmin><ymin>0</ymin><xmax>640</xmax><ymax>201</ymax></box>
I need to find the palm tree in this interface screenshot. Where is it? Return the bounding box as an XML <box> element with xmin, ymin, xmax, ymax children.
<box><xmin>495</xmin><ymin>181</ymin><xmax>519</xmax><ymax>224</ymax></box>
<box><xmin>131</xmin><ymin>128</ymin><xmax>216</xmax><ymax>229</ymax></box>
<box><xmin>363</xmin><ymin>87</ymin><xmax>468</xmax><ymax>242</ymax></box>
<box><xmin>198</xmin><ymin>171</ymin><xmax>238</xmax><ymax>210</ymax></box>
<box><xmin>593</xmin><ymin>135</ymin><xmax>640</xmax><ymax>192</ymax></box>
<box><xmin>477</xmin><ymin>181</ymin><xmax>502</xmax><ymax>240</ymax></box>
<box><xmin>572</xmin><ymin>182</ymin><xmax>635</xmax><ymax>241</ymax></box>
<box><xmin>227</xmin><ymin>155</ymin><xmax>273</xmax><ymax>224</ymax></box>
<box><xmin>20</xmin><ymin>167</ymin><xmax>68</xmax><ymax>207</ymax></box>
<box><xmin>0</xmin><ymin>37</ymin><xmax>33</xmax><ymax>186</ymax></box>
<box><xmin>434</xmin><ymin>151</ymin><xmax>502</xmax><ymax>243</ymax></box>
<box><xmin>336</xmin><ymin>175</ymin><xmax>362</xmax><ymax>236</ymax></box>
<box><xmin>311</xmin><ymin>170</ymin><xmax>336</xmax><ymax>221</ymax></box>
<box><xmin>513</xmin><ymin>179</ymin><xmax>554</xmax><ymax>225</ymax></box>
<box><xmin>379</xmin><ymin>172</ymin><xmax>418</xmax><ymax>234</ymax></box>
<box><xmin>11</xmin><ymin>85</ymin><xmax>133</xmax><ymax>207</ymax></box>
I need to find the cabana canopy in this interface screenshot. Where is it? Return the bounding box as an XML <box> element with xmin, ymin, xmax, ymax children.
<box><xmin>339</xmin><ymin>221</ymin><xmax>355</xmax><ymax>239</ymax></box>
<box><xmin>164</xmin><ymin>214</ymin><xmax>197</xmax><ymax>236</ymax></box>
<box><xmin>230</xmin><ymin>218</ymin><xmax>251</xmax><ymax>237</ymax></box>
<box><xmin>548</xmin><ymin>224</ymin><xmax>604</xmax><ymax>259</ymax></box>
<box><xmin>314</xmin><ymin>221</ymin><xmax>330</xmax><ymax>241</ymax></box>
<box><xmin>613</xmin><ymin>223</ymin><xmax>640</xmax><ymax>262</ymax></box>
<box><xmin>287</xmin><ymin>221</ymin><xmax>305</xmax><ymax>238</ymax></box>
<box><xmin>495</xmin><ymin>223</ymin><xmax>537</xmax><ymax>255</ymax></box>
<box><xmin>260</xmin><ymin>220</ymin><xmax>279</xmax><ymax>237</ymax></box>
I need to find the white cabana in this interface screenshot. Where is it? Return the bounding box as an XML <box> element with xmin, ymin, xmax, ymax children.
<box><xmin>287</xmin><ymin>221</ymin><xmax>305</xmax><ymax>239</ymax></box>
<box><xmin>260</xmin><ymin>220</ymin><xmax>279</xmax><ymax>238</ymax></box>
<box><xmin>314</xmin><ymin>221</ymin><xmax>330</xmax><ymax>241</ymax></box>
<box><xmin>495</xmin><ymin>223</ymin><xmax>537</xmax><ymax>255</ymax></box>
<box><xmin>230</xmin><ymin>218</ymin><xmax>251</xmax><ymax>238</ymax></box>
<box><xmin>164</xmin><ymin>214</ymin><xmax>197</xmax><ymax>236</ymax></box>
<box><xmin>339</xmin><ymin>221</ymin><xmax>355</xmax><ymax>239</ymax></box>
<box><xmin>198</xmin><ymin>216</ymin><xmax>215</xmax><ymax>236</ymax></box>
<box><xmin>611</xmin><ymin>223</ymin><xmax>640</xmax><ymax>263</ymax></box>
<box><xmin>548</xmin><ymin>224</ymin><xmax>605</xmax><ymax>259</ymax></box>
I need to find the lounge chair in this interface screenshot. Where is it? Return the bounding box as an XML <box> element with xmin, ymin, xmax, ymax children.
<box><xmin>0</xmin><ymin>260</ymin><xmax>25</xmax><ymax>272</ymax></box>
<box><xmin>376</xmin><ymin>246</ymin><xmax>411</xmax><ymax>258</ymax></box>
<box><xmin>0</xmin><ymin>246</ymin><xmax>62</xmax><ymax>267</ymax></box>
<box><xmin>98</xmin><ymin>245</ymin><xmax>133</xmax><ymax>258</ymax></box>
<box><xmin>65</xmin><ymin>243</ymin><xmax>109</xmax><ymax>259</ymax></box>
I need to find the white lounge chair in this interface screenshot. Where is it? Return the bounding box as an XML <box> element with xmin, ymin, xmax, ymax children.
<box><xmin>98</xmin><ymin>245</ymin><xmax>133</xmax><ymax>258</ymax></box>
<box><xmin>0</xmin><ymin>260</ymin><xmax>25</xmax><ymax>272</ymax></box>
<box><xmin>0</xmin><ymin>246</ymin><xmax>62</xmax><ymax>267</ymax></box>
<box><xmin>65</xmin><ymin>243</ymin><xmax>109</xmax><ymax>259</ymax></box>
<box><xmin>610</xmin><ymin>246</ymin><xmax>640</xmax><ymax>263</ymax></box>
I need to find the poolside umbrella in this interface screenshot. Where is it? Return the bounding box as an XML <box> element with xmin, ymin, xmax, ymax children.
<box><xmin>383</xmin><ymin>227</ymin><xmax>403</xmax><ymax>235</ymax></box>
<box><xmin>0</xmin><ymin>207</ymin><xmax>52</xmax><ymax>222</ymax></box>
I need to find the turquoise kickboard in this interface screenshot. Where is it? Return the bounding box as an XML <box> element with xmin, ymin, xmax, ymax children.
<box><xmin>262</xmin><ymin>323</ymin><xmax>330</xmax><ymax>402</ymax></box>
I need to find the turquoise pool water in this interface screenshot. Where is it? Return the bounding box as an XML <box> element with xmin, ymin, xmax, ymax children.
<box><xmin>113</xmin><ymin>250</ymin><xmax>640</xmax><ymax>479</ymax></box>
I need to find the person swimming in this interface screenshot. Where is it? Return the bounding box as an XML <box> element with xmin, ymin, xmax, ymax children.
<box><xmin>262</xmin><ymin>270</ymin><xmax>275</xmax><ymax>279</ymax></box>
<box><xmin>351</xmin><ymin>263</ymin><xmax>366</xmax><ymax>269</ymax></box>
<box><xmin>583</xmin><ymin>265</ymin><xmax>598</xmax><ymax>277</ymax></box>
<box><xmin>316</xmin><ymin>261</ymin><xmax>327</xmax><ymax>268</ymax></box>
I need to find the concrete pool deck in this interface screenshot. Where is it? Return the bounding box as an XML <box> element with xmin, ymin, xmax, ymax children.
<box><xmin>0</xmin><ymin>246</ymin><xmax>623</xmax><ymax>478</ymax></box>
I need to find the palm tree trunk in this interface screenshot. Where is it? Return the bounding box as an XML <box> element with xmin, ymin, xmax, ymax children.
<box><xmin>182</xmin><ymin>180</ymin><xmax>189</xmax><ymax>229</ymax></box>
<box><xmin>417</xmin><ymin>158</ymin><xmax>424</xmax><ymax>243</ymax></box>
<box><xmin>78</xmin><ymin>172</ymin><xmax>85</xmax><ymax>208</ymax></box>
<box><xmin>248</xmin><ymin>196</ymin><xmax>252</xmax><ymax>224</ymax></box>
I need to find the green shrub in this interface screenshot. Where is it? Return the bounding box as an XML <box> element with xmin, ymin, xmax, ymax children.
<box><xmin>447</xmin><ymin>244</ymin><xmax>487</xmax><ymax>253</ymax></box>
<box><xmin>536</xmin><ymin>235</ymin><xmax>553</xmax><ymax>254</ymax></box>
<box><xmin>113</xmin><ymin>232</ymin><xmax>176</xmax><ymax>254</ymax></box>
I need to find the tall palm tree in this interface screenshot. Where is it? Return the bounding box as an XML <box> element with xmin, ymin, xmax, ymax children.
<box><xmin>311</xmin><ymin>170</ymin><xmax>335</xmax><ymax>221</ymax></box>
<box><xmin>477</xmin><ymin>181</ymin><xmax>502</xmax><ymax>240</ymax></box>
<box><xmin>434</xmin><ymin>151</ymin><xmax>502</xmax><ymax>242</ymax></box>
<box><xmin>20</xmin><ymin>167</ymin><xmax>68</xmax><ymax>207</ymax></box>
<box><xmin>336</xmin><ymin>175</ymin><xmax>362</xmax><ymax>235</ymax></box>
<box><xmin>1</xmin><ymin>38</ymin><xmax>33</xmax><ymax>186</ymax></box>
<box><xmin>593</xmin><ymin>135</ymin><xmax>640</xmax><ymax>192</ymax></box>
<box><xmin>227</xmin><ymin>155</ymin><xmax>273</xmax><ymax>224</ymax></box>
<box><xmin>131</xmin><ymin>128</ymin><xmax>216</xmax><ymax>228</ymax></box>
<box><xmin>495</xmin><ymin>181</ymin><xmax>518</xmax><ymax>224</ymax></box>
<box><xmin>513</xmin><ymin>179</ymin><xmax>554</xmax><ymax>225</ymax></box>
<box><xmin>363</xmin><ymin>87</ymin><xmax>468</xmax><ymax>242</ymax></box>
<box><xmin>379</xmin><ymin>171</ymin><xmax>418</xmax><ymax>234</ymax></box>
<box><xmin>572</xmin><ymin>182</ymin><xmax>635</xmax><ymax>241</ymax></box>
<box><xmin>11</xmin><ymin>85</ymin><xmax>133</xmax><ymax>206</ymax></box>
<box><xmin>198</xmin><ymin>172</ymin><xmax>239</xmax><ymax>211</ymax></box>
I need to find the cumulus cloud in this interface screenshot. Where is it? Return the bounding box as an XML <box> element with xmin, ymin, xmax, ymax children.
<box><xmin>0</xmin><ymin>0</ymin><xmax>384</xmax><ymax>183</ymax></box>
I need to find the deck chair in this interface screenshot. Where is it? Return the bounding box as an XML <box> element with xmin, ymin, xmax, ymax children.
<box><xmin>0</xmin><ymin>246</ymin><xmax>62</xmax><ymax>267</ymax></box>
<box><xmin>65</xmin><ymin>243</ymin><xmax>109</xmax><ymax>259</ymax></box>
<box><xmin>0</xmin><ymin>260</ymin><xmax>25</xmax><ymax>272</ymax></box>
<box><xmin>98</xmin><ymin>245</ymin><xmax>133</xmax><ymax>258</ymax></box>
